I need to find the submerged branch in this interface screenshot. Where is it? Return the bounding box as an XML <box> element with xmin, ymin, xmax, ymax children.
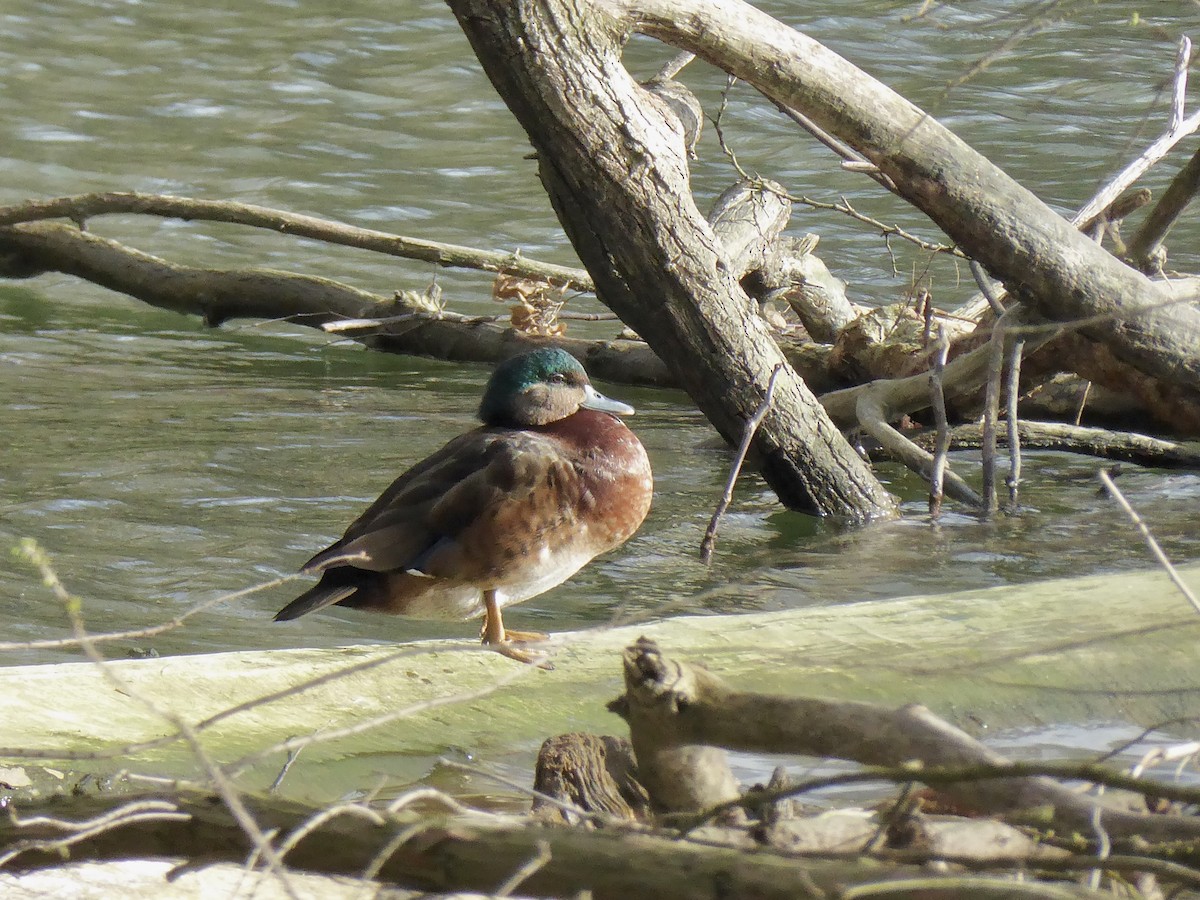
<box><xmin>911</xmin><ymin>421</ymin><xmax>1200</xmax><ymax>468</ymax></box>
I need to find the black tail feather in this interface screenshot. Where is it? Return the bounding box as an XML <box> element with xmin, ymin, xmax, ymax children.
<box><xmin>273</xmin><ymin>580</ymin><xmax>357</xmax><ymax>621</ymax></box>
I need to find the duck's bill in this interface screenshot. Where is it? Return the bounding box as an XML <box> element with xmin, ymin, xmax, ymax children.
<box><xmin>582</xmin><ymin>384</ymin><xmax>635</xmax><ymax>416</ymax></box>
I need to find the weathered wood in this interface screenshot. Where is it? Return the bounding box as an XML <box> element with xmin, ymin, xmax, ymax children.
<box><xmin>2</xmin><ymin>565</ymin><xmax>1199</xmax><ymax>808</ymax></box>
<box><xmin>531</xmin><ymin>732</ymin><xmax>649</xmax><ymax>822</ymax></box>
<box><xmin>0</xmin><ymin>214</ymin><xmax>846</xmax><ymax>393</ymax></box>
<box><xmin>706</xmin><ymin>180</ymin><xmax>792</xmax><ymax>282</ymax></box>
<box><xmin>613</xmin><ymin>0</ymin><xmax>1200</xmax><ymax>433</ymax></box>
<box><xmin>0</xmin><ymin>191</ymin><xmax>594</xmax><ymax>291</ymax></box>
<box><xmin>0</xmin><ymin>791</ymin><xmax>1109</xmax><ymax>899</ymax></box>
<box><xmin>447</xmin><ymin>0</ymin><xmax>896</xmax><ymax>520</ymax></box>
<box><xmin>1127</xmin><ymin>147</ymin><xmax>1200</xmax><ymax>274</ymax></box>
<box><xmin>611</xmin><ymin>639</ymin><xmax>1200</xmax><ymax>845</ymax></box>
<box><xmin>770</xmin><ymin>236</ymin><xmax>859</xmax><ymax>342</ymax></box>
<box><xmin>911</xmin><ymin>421</ymin><xmax>1200</xmax><ymax>468</ymax></box>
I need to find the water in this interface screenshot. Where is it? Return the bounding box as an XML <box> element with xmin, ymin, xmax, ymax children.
<box><xmin>2</xmin><ymin>1</ymin><xmax>1199</xmax><ymax>791</ymax></box>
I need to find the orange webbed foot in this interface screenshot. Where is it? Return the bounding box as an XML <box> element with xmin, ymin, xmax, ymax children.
<box><xmin>481</xmin><ymin>591</ymin><xmax>553</xmax><ymax>668</ymax></box>
<box><xmin>491</xmin><ymin>640</ymin><xmax>554</xmax><ymax>669</ymax></box>
<box><xmin>501</xmin><ymin>628</ymin><xmax>550</xmax><ymax>644</ymax></box>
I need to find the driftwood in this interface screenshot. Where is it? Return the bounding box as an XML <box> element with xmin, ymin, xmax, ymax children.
<box><xmin>6</xmin><ymin>638</ymin><xmax>1200</xmax><ymax>898</ymax></box>
<box><xmin>912</xmin><ymin>421</ymin><xmax>1200</xmax><ymax>469</ymax></box>
<box><xmin>1127</xmin><ymin>146</ymin><xmax>1200</xmax><ymax>274</ymax></box>
<box><xmin>620</xmin><ymin>0</ymin><xmax>1200</xmax><ymax>432</ymax></box>
<box><xmin>0</xmin><ymin>196</ymin><xmax>867</xmax><ymax>396</ymax></box>
<box><xmin>0</xmin><ymin>191</ymin><xmax>594</xmax><ymax>290</ymax></box>
<box><xmin>0</xmin><ymin>788</ymin><xmax>1118</xmax><ymax>899</ymax></box>
<box><xmin>610</xmin><ymin>639</ymin><xmax>1200</xmax><ymax>848</ymax></box>
<box><xmin>3</xmin><ymin>563</ymin><xmax>1199</xmax><ymax>809</ymax></box>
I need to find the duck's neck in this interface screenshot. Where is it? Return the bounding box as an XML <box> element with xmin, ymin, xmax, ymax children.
<box><xmin>537</xmin><ymin>406</ymin><xmax>625</xmax><ymax>439</ymax></box>
<box><xmin>537</xmin><ymin>408</ymin><xmax>646</xmax><ymax>466</ymax></box>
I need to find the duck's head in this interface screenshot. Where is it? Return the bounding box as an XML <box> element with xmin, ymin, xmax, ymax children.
<box><xmin>480</xmin><ymin>348</ymin><xmax>635</xmax><ymax>427</ymax></box>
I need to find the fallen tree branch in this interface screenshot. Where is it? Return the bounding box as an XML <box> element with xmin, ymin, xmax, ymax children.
<box><xmin>0</xmin><ymin>191</ymin><xmax>594</xmax><ymax>290</ymax></box>
<box><xmin>1126</xmin><ymin>145</ymin><xmax>1200</xmax><ymax>274</ymax></box>
<box><xmin>1072</xmin><ymin>36</ymin><xmax>1200</xmax><ymax>232</ymax></box>
<box><xmin>622</xmin><ymin>0</ymin><xmax>1200</xmax><ymax>416</ymax></box>
<box><xmin>1005</xmin><ymin>337</ymin><xmax>1025</xmax><ymax>509</ymax></box>
<box><xmin>7</xmin><ymin>790</ymin><xmax>1111</xmax><ymax>900</ymax></box>
<box><xmin>611</xmin><ymin>638</ymin><xmax>1200</xmax><ymax>846</ymax></box>
<box><xmin>909</xmin><ymin>421</ymin><xmax>1200</xmax><ymax>468</ymax></box>
<box><xmin>855</xmin><ymin>384</ymin><xmax>982</xmax><ymax>509</ymax></box>
<box><xmin>927</xmin><ymin>326</ymin><xmax>953</xmax><ymax>515</ymax></box>
<box><xmin>1099</xmin><ymin>469</ymin><xmax>1200</xmax><ymax>615</ymax></box>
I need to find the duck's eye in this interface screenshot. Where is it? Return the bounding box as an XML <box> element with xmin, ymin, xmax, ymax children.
<box><xmin>548</xmin><ymin>372</ymin><xmax>567</xmax><ymax>385</ymax></box>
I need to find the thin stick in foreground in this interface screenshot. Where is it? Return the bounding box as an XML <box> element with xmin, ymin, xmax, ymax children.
<box><xmin>1004</xmin><ymin>338</ymin><xmax>1025</xmax><ymax>510</ymax></box>
<box><xmin>700</xmin><ymin>364</ymin><xmax>783</xmax><ymax>564</ymax></box>
<box><xmin>1098</xmin><ymin>468</ymin><xmax>1200</xmax><ymax>615</ymax></box>
<box><xmin>928</xmin><ymin>324</ymin><xmax>951</xmax><ymax>517</ymax></box>
<box><xmin>980</xmin><ymin>321</ymin><xmax>1005</xmax><ymax>516</ymax></box>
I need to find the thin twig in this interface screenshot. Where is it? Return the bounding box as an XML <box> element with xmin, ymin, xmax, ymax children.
<box><xmin>358</xmin><ymin>821</ymin><xmax>429</xmax><ymax>882</ymax></box>
<box><xmin>682</xmin><ymin>758</ymin><xmax>1200</xmax><ymax>834</ymax></box>
<box><xmin>980</xmin><ymin>321</ymin><xmax>1006</xmax><ymax>516</ymax></box>
<box><xmin>0</xmin><ymin>571</ymin><xmax>302</xmax><ymax>652</ymax></box>
<box><xmin>700</xmin><ymin>365</ymin><xmax>783</xmax><ymax>563</ymax></box>
<box><xmin>495</xmin><ymin>840</ymin><xmax>553</xmax><ymax>897</ymax></box>
<box><xmin>1073</xmin><ymin>381</ymin><xmax>1091</xmax><ymax>426</ymax></box>
<box><xmin>0</xmin><ymin>801</ymin><xmax>191</xmax><ymax>869</ymax></box>
<box><xmin>1086</xmin><ymin>802</ymin><xmax>1112</xmax><ymax>892</ymax></box>
<box><xmin>857</xmin><ymin>388</ymin><xmax>982</xmax><ymax>508</ymax></box>
<box><xmin>969</xmin><ymin>259</ymin><xmax>1006</xmax><ymax>315</ymax></box>
<box><xmin>12</xmin><ymin>540</ymin><xmax>300</xmax><ymax>897</ymax></box>
<box><xmin>268</xmin><ymin>747</ymin><xmax>303</xmax><ymax>795</ymax></box>
<box><xmin>273</xmin><ymin>801</ymin><xmax>386</xmax><ymax>861</ymax></box>
<box><xmin>712</xmin><ymin>75</ymin><xmax>750</xmax><ymax>180</ymax></box>
<box><xmin>1097</xmin><ymin>469</ymin><xmax>1200</xmax><ymax>615</ymax></box>
<box><xmin>790</xmin><ymin>192</ymin><xmax>962</xmax><ymax>257</ymax></box>
<box><xmin>1073</xmin><ymin>36</ymin><xmax>1200</xmax><ymax>231</ymax></box>
<box><xmin>928</xmin><ymin>325</ymin><xmax>952</xmax><ymax>517</ymax></box>
<box><xmin>1004</xmin><ymin>338</ymin><xmax>1025</xmax><ymax>510</ymax></box>
<box><xmin>435</xmin><ymin>760</ymin><xmax>627</xmax><ymax>828</ymax></box>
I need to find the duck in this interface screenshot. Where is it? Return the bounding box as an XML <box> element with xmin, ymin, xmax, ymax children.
<box><xmin>274</xmin><ymin>347</ymin><xmax>653</xmax><ymax>664</ymax></box>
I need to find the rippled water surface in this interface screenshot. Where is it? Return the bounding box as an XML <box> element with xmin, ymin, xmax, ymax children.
<box><xmin>2</xmin><ymin>1</ymin><xmax>1198</xmax><ymax>787</ymax></box>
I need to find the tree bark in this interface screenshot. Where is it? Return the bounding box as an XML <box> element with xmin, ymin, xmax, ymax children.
<box><xmin>446</xmin><ymin>0</ymin><xmax>896</xmax><ymax>521</ymax></box>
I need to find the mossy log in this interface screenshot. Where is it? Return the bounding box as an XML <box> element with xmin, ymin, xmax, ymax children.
<box><xmin>1</xmin><ymin>565</ymin><xmax>1198</xmax><ymax>805</ymax></box>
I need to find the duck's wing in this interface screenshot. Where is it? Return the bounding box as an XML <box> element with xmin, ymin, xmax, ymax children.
<box><xmin>300</xmin><ymin>428</ymin><xmax>581</xmax><ymax>579</ymax></box>
<box><xmin>299</xmin><ymin>429</ymin><xmax>492</xmax><ymax>574</ymax></box>
<box><xmin>414</xmin><ymin>434</ymin><xmax>589</xmax><ymax>581</ymax></box>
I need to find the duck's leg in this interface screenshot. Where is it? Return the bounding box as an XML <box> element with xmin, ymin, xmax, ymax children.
<box><xmin>481</xmin><ymin>590</ymin><xmax>508</xmax><ymax>644</ymax></box>
<box><xmin>481</xmin><ymin>590</ymin><xmax>551</xmax><ymax>666</ymax></box>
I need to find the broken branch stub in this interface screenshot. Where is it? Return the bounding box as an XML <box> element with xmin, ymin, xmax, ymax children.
<box><xmin>609</xmin><ymin>638</ymin><xmax>742</xmax><ymax>815</ymax></box>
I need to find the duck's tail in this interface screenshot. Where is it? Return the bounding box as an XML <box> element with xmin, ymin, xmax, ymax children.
<box><xmin>273</xmin><ymin>578</ymin><xmax>357</xmax><ymax>621</ymax></box>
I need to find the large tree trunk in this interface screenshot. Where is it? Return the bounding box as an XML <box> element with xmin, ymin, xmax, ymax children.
<box><xmin>446</xmin><ymin>0</ymin><xmax>896</xmax><ymax>520</ymax></box>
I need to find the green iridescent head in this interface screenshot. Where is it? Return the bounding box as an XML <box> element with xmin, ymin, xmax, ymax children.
<box><xmin>479</xmin><ymin>348</ymin><xmax>634</xmax><ymax>427</ymax></box>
